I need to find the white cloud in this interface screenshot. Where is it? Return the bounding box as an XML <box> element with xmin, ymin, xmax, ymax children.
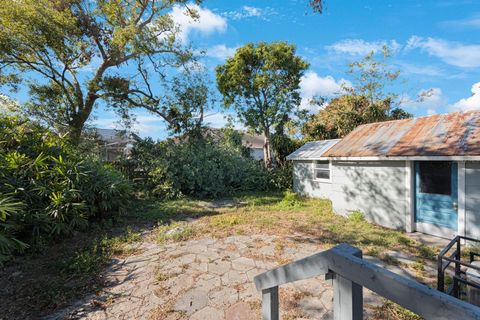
<box><xmin>299</xmin><ymin>71</ymin><xmax>351</xmax><ymax>111</ymax></box>
<box><xmin>441</xmin><ymin>14</ymin><xmax>480</xmax><ymax>29</ymax></box>
<box><xmin>203</xmin><ymin>44</ymin><xmax>238</xmax><ymax>60</ymax></box>
<box><xmin>91</xmin><ymin>111</ymin><xmax>167</xmax><ymax>138</ymax></box>
<box><xmin>170</xmin><ymin>4</ymin><xmax>227</xmax><ymax>43</ymax></box>
<box><xmin>401</xmin><ymin>88</ymin><xmax>445</xmax><ymax>114</ymax></box>
<box><xmin>406</xmin><ymin>36</ymin><xmax>480</xmax><ymax>68</ymax></box>
<box><xmin>223</xmin><ymin>6</ymin><xmax>277</xmax><ymax>21</ymax></box>
<box><xmin>203</xmin><ymin>112</ymin><xmax>244</xmax><ymax>130</ymax></box>
<box><xmin>397</xmin><ymin>62</ymin><xmax>445</xmax><ymax>77</ymax></box>
<box><xmin>451</xmin><ymin>82</ymin><xmax>480</xmax><ymax>111</ymax></box>
<box><xmin>325</xmin><ymin>39</ymin><xmax>401</xmax><ymax>56</ymax></box>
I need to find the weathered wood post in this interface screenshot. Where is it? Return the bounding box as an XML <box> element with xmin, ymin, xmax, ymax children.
<box><xmin>262</xmin><ymin>286</ymin><xmax>279</xmax><ymax>320</ymax></box>
<box><xmin>333</xmin><ymin>250</ymin><xmax>363</xmax><ymax>320</ymax></box>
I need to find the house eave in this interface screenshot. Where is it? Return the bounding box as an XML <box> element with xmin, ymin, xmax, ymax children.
<box><xmin>288</xmin><ymin>155</ymin><xmax>480</xmax><ymax>161</ymax></box>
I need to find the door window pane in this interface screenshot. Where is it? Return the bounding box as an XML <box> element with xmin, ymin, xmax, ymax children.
<box><xmin>419</xmin><ymin>161</ymin><xmax>451</xmax><ymax>195</ymax></box>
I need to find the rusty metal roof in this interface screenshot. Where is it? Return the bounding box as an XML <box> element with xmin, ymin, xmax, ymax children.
<box><xmin>286</xmin><ymin>139</ymin><xmax>341</xmax><ymax>160</ymax></box>
<box><xmin>323</xmin><ymin>110</ymin><xmax>480</xmax><ymax>158</ymax></box>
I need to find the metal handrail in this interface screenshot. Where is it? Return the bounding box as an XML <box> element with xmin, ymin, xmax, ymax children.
<box><xmin>255</xmin><ymin>244</ymin><xmax>480</xmax><ymax>320</ymax></box>
<box><xmin>438</xmin><ymin>235</ymin><xmax>480</xmax><ymax>297</ymax></box>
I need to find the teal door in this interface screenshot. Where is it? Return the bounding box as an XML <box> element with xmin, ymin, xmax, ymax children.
<box><xmin>415</xmin><ymin>161</ymin><xmax>458</xmax><ymax>230</ymax></box>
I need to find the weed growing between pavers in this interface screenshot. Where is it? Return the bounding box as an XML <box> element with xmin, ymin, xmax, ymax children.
<box><xmin>157</xmin><ymin>222</ymin><xmax>197</xmax><ymax>243</ymax></box>
<box><xmin>372</xmin><ymin>299</ymin><xmax>423</xmax><ymax>320</ymax></box>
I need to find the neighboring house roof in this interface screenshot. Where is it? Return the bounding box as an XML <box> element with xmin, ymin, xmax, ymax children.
<box><xmin>242</xmin><ymin>132</ymin><xmax>265</xmax><ymax>149</ymax></box>
<box><xmin>323</xmin><ymin>110</ymin><xmax>480</xmax><ymax>158</ymax></box>
<box><xmin>286</xmin><ymin>139</ymin><xmax>341</xmax><ymax>160</ymax></box>
<box><xmin>94</xmin><ymin>128</ymin><xmax>138</xmax><ymax>146</ymax></box>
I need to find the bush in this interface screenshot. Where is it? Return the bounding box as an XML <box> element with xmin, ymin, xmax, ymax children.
<box><xmin>348</xmin><ymin>210</ymin><xmax>366</xmax><ymax>223</ymax></box>
<box><xmin>119</xmin><ymin>135</ymin><xmax>291</xmax><ymax>199</ymax></box>
<box><xmin>0</xmin><ymin>116</ymin><xmax>131</xmax><ymax>260</ymax></box>
<box><xmin>279</xmin><ymin>190</ymin><xmax>302</xmax><ymax>208</ymax></box>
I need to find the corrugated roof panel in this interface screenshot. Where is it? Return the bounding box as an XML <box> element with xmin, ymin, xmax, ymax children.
<box><xmin>323</xmin><ymin>110</ymin><xmax>480</xmax><ymax>157</ymax></box>
<box><xmin>286</xmin><ymin>139</ymin><xmax>341</xmax><ymax>160</ymax></box>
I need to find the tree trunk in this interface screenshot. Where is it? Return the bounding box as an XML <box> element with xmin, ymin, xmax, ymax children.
<box><xmin>68</xmin><ymin>124</ymin><xmax>83</xmax><ymax>145</ymax></box>
<box><xmin>67</xmin><ymin>101</ymin><xmax>93</xmax><ymax>145</ymax></box>
<box><xmin>263</xmin><ymin>128</ymin><xmax>273</xmax><ymax>168</ymax></box>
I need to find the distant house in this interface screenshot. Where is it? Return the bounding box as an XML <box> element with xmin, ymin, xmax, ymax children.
<box><xmin>93</xmin><ymin>128</ymin><xmax>139</xmax><ymax>161</ymax></box>
<box><xmin>241</xmin><ymin>132</ymin><xmax>265</xmax><ymax>161</ymax></box>
<box><xmin>287</xmin><ymin>110</ymin><xmax>480</xmax><ymax>239</ymax></box>
<box><xmin>178</xmin><ymin>127</ymin><xmax>266</xmax><ymax>162</ymax></box>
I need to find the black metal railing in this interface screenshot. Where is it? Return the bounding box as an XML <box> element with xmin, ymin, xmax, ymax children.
<box><xmin>438</xmin><ymin>235</ymin><xmax>480</xmax><ymax>298</ymax></box>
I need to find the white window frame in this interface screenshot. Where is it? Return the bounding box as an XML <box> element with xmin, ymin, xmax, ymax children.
<box><xmin>313</xmin><ymin>160</ymin><xmax>332</xmax><ymax>182</ymax></box>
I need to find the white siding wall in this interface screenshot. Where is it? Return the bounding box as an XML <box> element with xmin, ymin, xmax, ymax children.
<box><xmin>293</xmin><ymin>160</ymin><xmax>408</xmax><ymax>230</ymax></box>
<box><xmin>465</xmin><ymin>162</ymin><xmax>480</xmax><ymax>238</ymax></box>
<box><xmin>249</xmin><ymin>148</ymin><xmax>264</xmax><ymax>161</ymax></box>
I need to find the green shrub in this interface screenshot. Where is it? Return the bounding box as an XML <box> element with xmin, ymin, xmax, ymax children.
<box><xmin>119</xmin><ymin>135</ymin><xmax>289</xmax><ymax>199</ymax></box>
<box><xmin>279</xmin><ymin>190</ymin><xmax>302</xmax><ymax>208</ymax></box>
<box><xmin>0</xmin><ymin>115</ymin><xmax>132</xmax><ymax>261</ymax></box>
<box><xmin>266</xmin><ymin>162</ymin><xmax>293</xmax><ymax>190</ymax></box>
<box><xmin>348</xmin><ymin>210</ymin><xmax>365</xmax><ymax>223</ymax></box>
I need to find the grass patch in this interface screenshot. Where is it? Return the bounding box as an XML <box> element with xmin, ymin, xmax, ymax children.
<box><xmin>210</xmin><ymin>214</ymin><xmax>244</xmax><ymax>227</ymax></box>
<box><xmin>380</xmin><ymin>253</ymin><xmax>400</xmax><ymax>266</ymax></box>
<box><xmin>373</xmin><ymin>300</ymin><xmax>423</xmax><ymax>320</ymax></box>
<box><xmin>278</xmin><ymin>190</ymin><xmax>303</xmax><ymax>208</ymax></box>
<box><xmin>410</xmin><ymin>260</ymin><xmax>428</xmax><ymax>282</ymax></box>
<box><xmin>57</xmin><ymin>227</ymin><xmax>142</xmax><ymax>275</ymax></box>
<box><xmin>176</xmin><ymin>192</ymin><xmax>441</xmax><ymax>266</ymax></box>
<box><xmin>157</xmin><ymin>222</ymin><xmax>196</xmax><ymax>243</ymax></box>
<box><xmin>154</xmin><ymin>268</ymin><xmax>175</xmax><ymax>282</ymax></box>
<box><xmin>0</xmin><ymin>225</ymin><xmax>143</xmax><ymax>319</ymax></box>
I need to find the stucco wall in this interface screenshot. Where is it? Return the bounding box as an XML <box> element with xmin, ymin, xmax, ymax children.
<box><xmin>293</xmin><ymin>160</ymin><xmax>408</xmax><ymax>230</ymax></box>
<box><xmin>465</xmin><ymin>162</ymin><xmax>480</xmax><ymax>239</ymax></box>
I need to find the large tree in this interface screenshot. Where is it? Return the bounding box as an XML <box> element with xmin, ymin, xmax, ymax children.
<box><xmin>216</xmin><ymin>41</ymin><xmax>309</xmax><ymax>167</ymax></box>
<box><xmin>0</xmin><ymin>0</ymin><xmax>201</xmax><ymax>143</ymax></box>
<box><xmin>303</xmin><ymin>46</ymin><xmax>412</xmax><ymax>140</ymax></box>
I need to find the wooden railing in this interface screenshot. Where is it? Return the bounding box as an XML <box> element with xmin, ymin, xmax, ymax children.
<box><xmin>254</xmin><ymin>244</ymin><xmax>480</xmax><ymax>320</ymax></box>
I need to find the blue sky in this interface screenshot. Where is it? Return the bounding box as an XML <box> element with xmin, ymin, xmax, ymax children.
<box><xmin>9</xmin><ymin>0</ymin><xmax>480</xmax><ymax>139</ymax></box>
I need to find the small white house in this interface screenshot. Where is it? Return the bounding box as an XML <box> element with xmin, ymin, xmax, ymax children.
<box><xmin>287</xmin><ymin>110</ymin><xmax>480</xmax><ymax>239</ymax></box>
<box><xmin>242</xmin><ymin>132</ymin><xmax>266</xmax><ymax>161</ymax></box>
<box><xmin>94</xmin><ymin>128</ymin><xmax>138</xmax><ymax>161</ymax></box>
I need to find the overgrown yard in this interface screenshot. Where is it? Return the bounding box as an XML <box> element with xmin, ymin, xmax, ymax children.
<box><xmin>1</xmin><ymin>192</ymin><xmax>437</xmax><ymax>319</ymax></box>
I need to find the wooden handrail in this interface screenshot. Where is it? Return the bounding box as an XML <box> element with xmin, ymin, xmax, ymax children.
<box><xmin>254</xmin><ymin>244</ymin><xmax>480</xmax><ymax>320</ymax></box>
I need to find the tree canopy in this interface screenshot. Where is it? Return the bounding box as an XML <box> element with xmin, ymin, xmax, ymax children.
<box><xmin>216</xmin><ymin>41</ymin><xmax>309</xmax><ymax>166</ymax></box>
<box><xmin>0</xmin><ymin>0</ymin><xmax>201</xmax><ymax>143</ymax></box>
<box><xmin>303</xmin><ymin>46</ymin><xmax>412</xmax><ymax>141</ymax></box>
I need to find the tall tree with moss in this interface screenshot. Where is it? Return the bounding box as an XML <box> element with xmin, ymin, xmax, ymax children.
<box><xmin>216</xmin><ymin>41</ymin><xmax>309</xmax><ymax>167</ymax></box>
<box><xmin>0</xmin><ymin>0</ymin><xmax>203</xmax><ymax>144</ymax></box>
<box><xmin>303</xmin><ymin>46</ymin><xmax>412</xmax><ymax>140</ymax></box>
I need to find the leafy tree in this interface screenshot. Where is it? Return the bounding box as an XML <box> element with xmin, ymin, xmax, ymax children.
<box><xmin>0</xmin><ymin>0</ymin><xmax>200</xmax><ymax>144</ymax></box>
<box><xmin>309</xmin><ymin>0</ymin><xmax>325</xmax><ymax>13</ymax></box>
<box><xmin>216</xmin><ymin>41</ymin><xmax>309</xmax><ymax>167</ymax></box>
<box><xmin>345</xmin><ymin>46</ymin><xmax>401</xmax><ymax>104</ymax></box>
<box><xmin>303</xmin><ymin>46</ymin><xmax>412</xmax><ymax>141</ymax></box>
<box><xmin>162</xmin><ymin>70</ymin><xmax>213</xmax><ymax>137</ymax></box>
